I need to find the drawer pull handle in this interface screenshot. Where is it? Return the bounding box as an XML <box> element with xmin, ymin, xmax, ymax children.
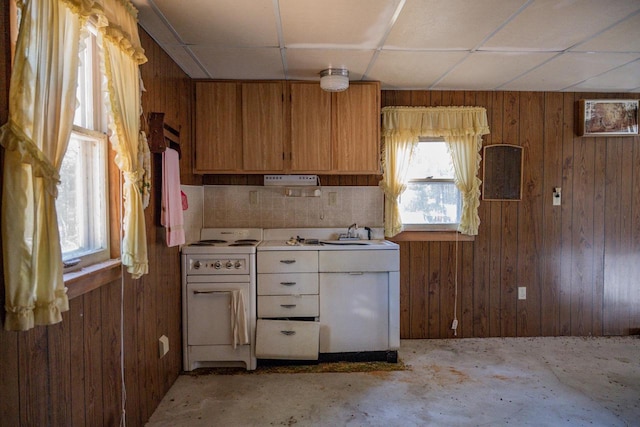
<box><xmin>280</xmin><ymin>304</ymin><xmax>297</xmax><ymax>308</ymax></box>
<box><xmin>193</xmin><ymin>290</ymin><xmax>231</xmax><ymax>295</ymax></box>
<box><xmin>280</xmin><ymin>330</ymin><xmax>296</xmax><ymax>336</ymax></box>
<box><xmin>280</xmin><ymin>259</ymin><xmax>296</xmax><ymax>264</ymax></box>
<box><xmin>280</xmin><ymin>282</ymin><xmax>297</xmax><ymax>286</ymax></box>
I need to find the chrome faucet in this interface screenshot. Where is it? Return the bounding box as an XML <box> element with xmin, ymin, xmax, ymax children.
<box><xmin>347</xmin><ymin>223</ymin><xmax>358</xmax><ymax>238</ymax></box>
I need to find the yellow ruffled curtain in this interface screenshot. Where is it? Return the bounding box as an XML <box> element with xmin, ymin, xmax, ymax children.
<box><xmin>98</xmin><ymin>0</ymin><xmax>149</xmax><ymax>279</ymax></box>
<box><xmin>96</xmin><ymin>0</ymin><xmax>149</xmax><ymax>278</ymax></box>
<box><xmin>379</xmin><ymin>115</ymin><xmax>422</xmax><ymax>237</ymax></box>
<box><xmin>0</xmin><ymin>0</ymin><xmax>91</xmax><ymax>331</ymax></box>
<box><xmin>380</xmin><ymin>106</ymin><xmax>490</xmax><ymax>237</ymax></box>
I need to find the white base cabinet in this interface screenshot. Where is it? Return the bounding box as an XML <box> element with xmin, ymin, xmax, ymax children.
<box><xmin>318</xmin><ymin>249</ymin><xmax>400</xmax><ymax>354</ymax></box>
<box><xmin>319</xmin><ymin>272</ymin><xmax>389</xmax><ymax>353</ymax></box>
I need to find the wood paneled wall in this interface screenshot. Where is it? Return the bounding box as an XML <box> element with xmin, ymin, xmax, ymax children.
<box><xmin>383</xmin><ymin>90</ymin><xmax>640</xmax><ymax>339</ymax></box>
<box><xmin>0</xmin><ymin>8</ymin><xmax>193</xmax><ymax>424</ymax></box>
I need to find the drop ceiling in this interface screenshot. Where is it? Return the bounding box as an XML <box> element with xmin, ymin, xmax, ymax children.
<box><xmin>132</xmin><ymin>0</ymin><xmax>640</xmax><ymax>92</ymax></box>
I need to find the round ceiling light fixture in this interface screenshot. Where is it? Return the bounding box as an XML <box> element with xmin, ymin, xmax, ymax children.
<box><xmin>320</xmin><ymin>68</ymin><xmax>349</xmax><ymax>92</ymax></box>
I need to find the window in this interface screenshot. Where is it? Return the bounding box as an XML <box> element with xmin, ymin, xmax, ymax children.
<box><xmin>398</xmin><ymin>138</ymin><xmax>461</xmax><ymax>231</ymax></box>
<box><xmin>56</xmin><ymin>25</ymin><xmax>110</xmax><ymax>269</ymax></box>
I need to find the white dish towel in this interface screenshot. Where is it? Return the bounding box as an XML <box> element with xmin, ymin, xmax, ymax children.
<box><xmin>230</xmin><ymin>290</ymin><xmax>249</xmax><ymax>349</ymax></box>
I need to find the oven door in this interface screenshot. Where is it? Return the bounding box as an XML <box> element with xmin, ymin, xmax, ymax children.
<box><xmin>186</xmin><ymin>280</ymin><xmax>250</xmax><ymax>346</ymax></box>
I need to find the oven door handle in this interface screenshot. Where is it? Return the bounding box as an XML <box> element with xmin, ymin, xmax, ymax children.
<box><xmin>193</xmin><ymin>290</ymin><xmax>232</xmax><ymax>295</ymax></box>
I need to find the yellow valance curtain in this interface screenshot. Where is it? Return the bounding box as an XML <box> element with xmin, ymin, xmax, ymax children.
<box><xmin>380</xmin><ymin>106</ymin><xmax>490</xmax><ymax>237</ymax></box>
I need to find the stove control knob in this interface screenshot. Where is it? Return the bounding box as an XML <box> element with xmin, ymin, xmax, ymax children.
<box><xmin>213</xmin><ymin>261</ymin><xmax>222</xmax><ymax>270</ymax></box>
<box><xmin>193</xmin><ymin>261</ymin><xmax>201</xmax><ymax>270</ymax></box>
<box><xmin>225</xmin><ymin>261</ymin><xmax>234</xmax><ymax>269</ymax></box>
<box><xmin>234</xmin><ymin>261</ymin><xmax>242</xmax><ymax>269</ymax></box>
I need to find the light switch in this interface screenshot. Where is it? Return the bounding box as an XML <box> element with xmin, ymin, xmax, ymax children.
<box><xmin>249</xmin><ymin>191</ymin><xmax>258</xmax><ymax>205</ymax></box>
<box><xmin>329</xmin><ymin>192</ymin><xmax>337</xmax><ymax>206</ymax></box>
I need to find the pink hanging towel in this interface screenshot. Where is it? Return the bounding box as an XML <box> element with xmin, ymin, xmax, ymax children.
<box><xmin>161</xmin><ymin>148</ymin><xmax>186</xmax><ymax>247</ymax></box>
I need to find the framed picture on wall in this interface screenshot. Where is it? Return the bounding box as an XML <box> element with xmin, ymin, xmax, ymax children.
<box><xmin>578</xmin><ymin>99</ymin><xmax>639</xmax><ymax>137</ymax></box>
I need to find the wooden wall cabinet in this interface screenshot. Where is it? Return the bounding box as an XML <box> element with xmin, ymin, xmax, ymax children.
<box><xmin>289</xmin><ymin>81</ymin><xmax>381</xmax><ymax>174</ymax></box>
<box><xmin>194</xmin><ymin>80</ymin><xmax>380</xmax><ymax>174</ymax></box>
<box><xmin>194</xmin><ymin>81</ymin><xmax>285</xmax><ymax>173</ymax></box>
<box><xmin>332</xmin><ymin>82</ymin><xmax>380</xmax><ymax>173</ymax></box>
<box><xmin>194</xmin><ymin>81</ymin><xmax>242</xmax><ymax>172</ymax></box>
<box><xmin>242</xmin><ymin>82</ymin><xmax>285</xmax><ymax>172</ymax></box>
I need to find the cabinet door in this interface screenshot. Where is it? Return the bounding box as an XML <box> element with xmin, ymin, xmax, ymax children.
<box><xmin>194</xmin><ymin>82</ymin><xmax>242</xmax><ymax>172</ymax></box>
<box><xmin>242</xmin><ymin>82</ymin><xmax>284</xmax><ymax>171</ymax></box>
<box><xmin>290</xmin><ymin>83</ymin><xmax>332</xmax><ymax>172</ymax></box>
<box><xmin>332</xmin><ymin>82</ymin><xmax>380</xmax><ymax>173</ymax></box>
<box><xmin>319</xmin><ymin>272</ymin><xmax>389</xmax><ymax>352</ymax></box>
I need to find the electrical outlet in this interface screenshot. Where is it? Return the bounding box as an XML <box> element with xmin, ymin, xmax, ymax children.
<box><xmin>159</xmin><ymin>335</ymin><xmax>169</xmax><ymax>358</ymax></box>
<box><xmin>553</xmin><ymin>187</ymin><xmax>561</xmax><ymax>206</ymax></box>
<box><xmin>249</xmin><ymin>191</ymin><xmax>258</xmax><ymax>205</ymax></box>
<box><xmin>518</xmin><ymin>287</ymin><xmax>526</xmax><ymax>300</ymax></box>
<box><xmin>329</xmin><ymin>192</ymin><xmax>337</xmax><ymax>206</ymax></box>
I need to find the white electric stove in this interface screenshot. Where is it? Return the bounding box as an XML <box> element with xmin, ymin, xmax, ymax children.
<box><xmin>181</xmin><ymin>228</ymin><xmax>262</xmax><ymax>371</ymax></box>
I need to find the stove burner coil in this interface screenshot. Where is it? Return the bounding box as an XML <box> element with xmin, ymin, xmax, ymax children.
<box><xmin>191</xmin><ymin>239</ymin><xmax>227</xmax><ymax>246</ymax></box>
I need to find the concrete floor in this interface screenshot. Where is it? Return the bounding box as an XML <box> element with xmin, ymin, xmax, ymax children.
<box><xmin>147</xmin><ymin>337</ymin><xmax>639</xmax><ymax>426</ymax></box>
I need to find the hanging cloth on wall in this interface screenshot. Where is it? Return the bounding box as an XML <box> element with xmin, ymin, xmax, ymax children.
<box><xmin>161</xmin><ymin>147</ymin><xmax>185</xmax><ymax>247</ymax></box>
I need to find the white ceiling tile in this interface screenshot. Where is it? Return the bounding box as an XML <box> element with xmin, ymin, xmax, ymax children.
<box><xmin>501</xmin><ymin>52</ymin><xmax>640</xmax><ymax>91</ymax></box>
<box><xmin>367</xmin><ymin>51</ymin><xmax>468</xmax><ymax>89</ymax></box>
<box><xmin>384</xmin><ymin>0</ymin><xmax>528</xmax><ymax>50</ymax></box>
<box><xmin>279</xmin><ymin>0</ymin><xmax>402</xmax><ymax>49</ymax></box>
<box><xmin>434</xmin><ymin>52</ymin><xmax>555</xmax><ymax>90</ymax></box>
<box><xmin>570</xmin><ymin>59</ymin><xmax>640</xmax><ymax>92</ymax></box>
<box><xmin>150</xmin><ymin>0</ymin><xmax>279</xmax><ymax>46</ymax></box>
<box><xmin>482</xmin><ymin>0</ymin><xmax>640</xmax><ymax>51</ymax></box>
<box><xmin>285</xmin><ymin>49</ymin><xmax>375</xmax><ymax>81</ymax></box>
<box><xmin>191</xmin><ymin>47</ymin><xmax>284</xmax><ymax>80</ymax></box>
<box><xmin>133</xmin><ymin>0</ymin><xmax>640</xmax><ymax>90</ymax></box>
<box><xmin>572</xmin><ymin>13</ymin><xmax>640</xmax><ymax>53</ymax></box>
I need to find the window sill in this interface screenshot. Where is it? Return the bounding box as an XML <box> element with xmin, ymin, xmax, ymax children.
<box><xmin>64</xmin><ymin>259</ymin><xmax>122</xmax><ymax>300</ymax></box>
<box><xmin>390</xmin><ymin>231</ymin><xmax>475</xmax><ymax>242</ymax></box>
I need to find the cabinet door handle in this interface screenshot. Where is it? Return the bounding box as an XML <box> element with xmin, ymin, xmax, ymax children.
<box><xmin>280</xmin><ymin>330</ymin><xmax>296</xmax><ymax>336</ymax></box>
<box><xmin>280</xmin><ymin>259</ymin><xmax>296</xmax><ymax>264</ymax></box>
<box><xmin>280</xmin><ymin>304</ymin><xmax>297</xmax><ymax>308</ymax></box>
<box><xmin>280</xmin><ymin>282</ymin><xmax>297</xmax><ymax>286</ymax></box>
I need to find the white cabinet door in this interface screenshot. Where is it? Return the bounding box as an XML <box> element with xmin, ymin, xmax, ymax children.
<box><xmin>319</xmin><ymin>272</ymin><xmax>389</xmax><ymax>353</ymax></box>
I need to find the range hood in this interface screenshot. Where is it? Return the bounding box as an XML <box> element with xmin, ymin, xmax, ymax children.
<box><xmin>264</xmin><ymin>175</ymin><xmax>321</xmax><ymax>197</ymax></box>
<box><xmin>264</xmin><ymin>175</ymin><xmax>319</xmax><ymax>186</ymax></box>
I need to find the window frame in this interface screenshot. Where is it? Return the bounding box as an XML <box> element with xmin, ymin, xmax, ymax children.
<box><xmin>57</xmin><ymin>22</ymin><xmax>111</xmax><ymax>273</ymax></box>
<box><xmin>398</xmin><ymin>138</ymin><xmax>463</xmax><ymax>232</ymax></box>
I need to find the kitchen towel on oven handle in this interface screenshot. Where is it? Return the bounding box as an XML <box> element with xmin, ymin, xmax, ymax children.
<box><xmin>231</xmin><ymin>290</ymin><xmax>249</xmax><ymax>348</ymax></box>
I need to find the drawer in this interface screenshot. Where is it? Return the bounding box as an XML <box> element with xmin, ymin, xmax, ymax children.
<box><xmin>257</xmin><ymin>273</ymin><xmax>318</xmax><ymax>295</ymax></box>
<box><xmin>255</xmin><ymin>319</ymin><xmax>319</xmax><ymax>360</ymax></box>
<box><xmin>319</xmin><ymin>249</ymin><xmax>399</xmax><ymax>272</ymax></box>
<box><xmin>258</xmin><ymin>295</ymin><xmax>319</xmax><ymax>318</ymax></box>
<box><xmin>258</xmin><ymin>251</ymin><xmax>318</xmax><ymax>273</ymax></box>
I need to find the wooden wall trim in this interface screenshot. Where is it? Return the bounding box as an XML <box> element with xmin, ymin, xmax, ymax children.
<box><xmin>64</xmin><ymin>259</ymin><xmax>122</xmax><ymax>299</ymax></box>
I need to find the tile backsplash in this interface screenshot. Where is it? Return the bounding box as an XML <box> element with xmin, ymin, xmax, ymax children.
<box><xmin>201</xmin><ymin>185</ymin><xmax>383</xmax><ymax>229</ymax></box>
